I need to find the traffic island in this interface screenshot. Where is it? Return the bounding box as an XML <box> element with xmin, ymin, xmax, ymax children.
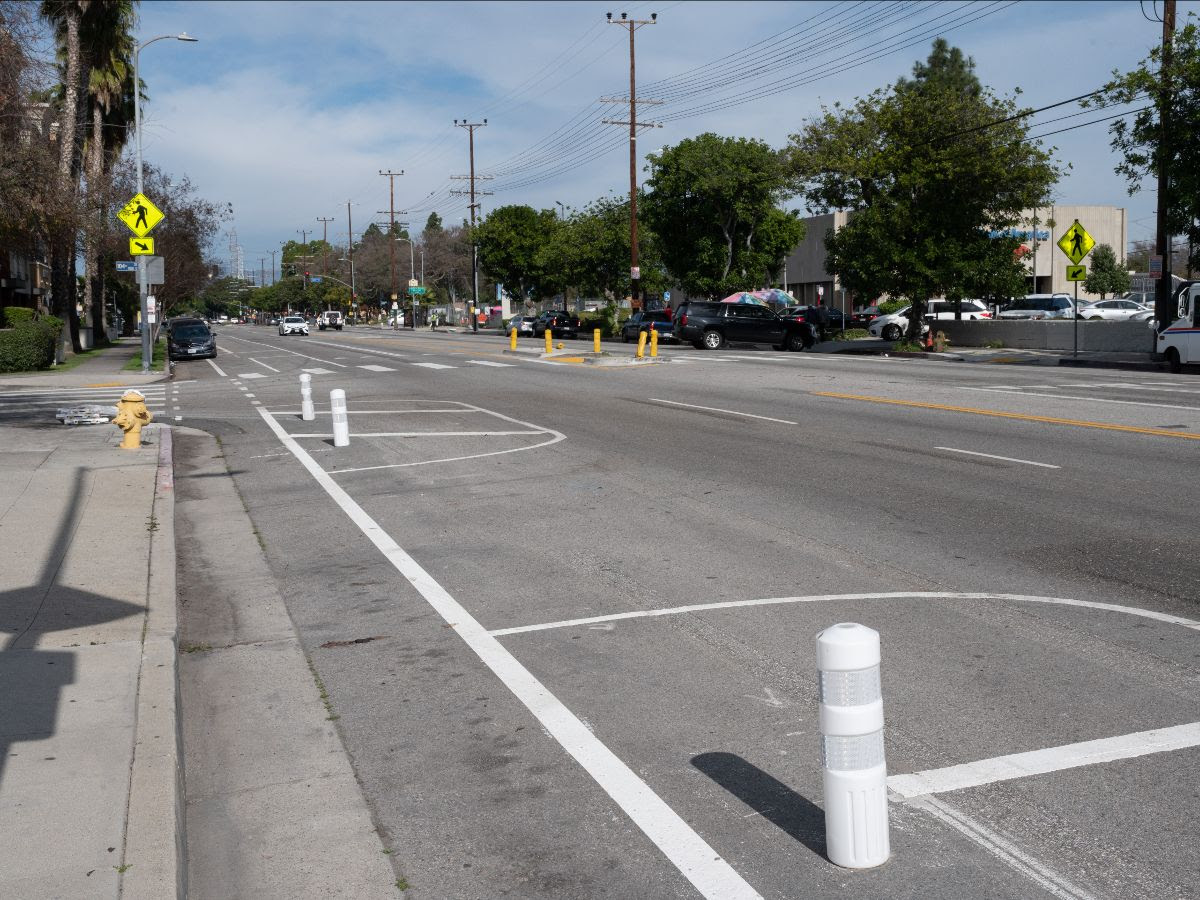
<box><xmin>501</xmin><ymin>347</ymin><xmax>670</xmax><ymax>366</ymax></box>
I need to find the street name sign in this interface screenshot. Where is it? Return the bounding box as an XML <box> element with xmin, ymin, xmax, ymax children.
<box><xmin>115</xmin><ymin>260</ymin><xmax>136</xmax><ymax>272</ymax></box>
<box><xmin>117</xmin><ymin>192</ymin><xmax>165</xmax><ymax>238</ymax></box>
<box><xmin>1066</xmin><ymin>265</ymin><xmax>1086</xmax><ymax>282</ymax></box>
<box><xmin>1056</xmin><ymin>220</ymin><xmax>1095</xmax><ymax>265</ymax></box>
<box><xmin>130</xmin><ymin>237</ymin><xmax>155</xmax><ymax>255</ymax></box>
<box><xmin>407</xmin><ymin>286</ymin><xmax>426</xmax><ymax>295</ymax></box>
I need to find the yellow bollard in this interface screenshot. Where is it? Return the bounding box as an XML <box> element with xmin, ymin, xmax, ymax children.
<box><xmin>510</xmin><ymin>327</ymin><xmax>518</xmax><ymax>350</ymax></box>
<box><xmin>636</xmin><ymin>331</ymin><xmax>647</xmax><ymax>359</ymax></box>
<box><xmin>650</xmin><ymin>327</ymin><xmax>659</xmax><ymax>358</ymax></box>
<box><xmin>112</xmin><ymin>389</ymin><xmax>153</xmax><ymax>449</ymax></box>
<box><xmin>545</xmin><ymin>328</ymin><xmax>553</xmax><ymax>354</ymax></box>
<box><xmin>593</xmin><ymin>328</ymin><xmax>601</xmax><ymax>354</ymax></box>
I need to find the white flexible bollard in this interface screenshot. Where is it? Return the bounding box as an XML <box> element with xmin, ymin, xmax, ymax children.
<box><xmin>817</xmin><ymin>622</ymin><xmax>889</xmax><ymax>869</ymax></box>
<box><xmin>330</xmin><ymin>389</ymin><xmax>350</xmax><ymax>447</ymax></box>
<box><xmin>299</xmin><ymin>373</ymin><xmax>315</xmax><ymax>421</ymax></box>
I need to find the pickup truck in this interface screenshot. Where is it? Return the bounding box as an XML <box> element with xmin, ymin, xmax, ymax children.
<box><xmin>620</xmin><ymin>310</ymin><xmax>675</xmax><ymax>343</ymax></box>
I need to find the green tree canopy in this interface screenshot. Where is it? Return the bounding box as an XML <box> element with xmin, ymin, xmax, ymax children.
<box><xmin>789</xmin><ymin>40</ymin><xmax>1059</xmax><ymax>337</ymax></box>
<box><xmin>643</xmin><ymin>134</ymin><xmax>801</xmax><ymax>297</ymax></box>
<box><xmin>1083</xmin><ymin>244</ymin><xmax>1131</xmax><ymax>299</ymax></box>
<box><xmin>475</xmin><ymin>204</ymin><xmax>561</xmax><ymax>302</ymax></box>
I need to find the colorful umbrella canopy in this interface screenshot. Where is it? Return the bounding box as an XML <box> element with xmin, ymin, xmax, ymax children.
<box><xmin>720</xmin><ymin>291</ymin><xmax>768</xmax><ymax>305</ymax></box>
<box><xmin>720</xmin><ymin>289</ymin><xmax>794</xmax><ymax>306</ymax></box>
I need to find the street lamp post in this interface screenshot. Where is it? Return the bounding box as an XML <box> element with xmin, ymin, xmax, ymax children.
<box><xmin>396</xmin><ymin>237</ymin><xmax>416</xmax><ymax>325</ymax></box>
<box><xmin>134</xmin><ymin>32</ymin><xmax>197</xmax><ymax>373</ymax></box>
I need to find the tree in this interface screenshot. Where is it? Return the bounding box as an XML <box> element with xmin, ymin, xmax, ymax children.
<box><xmin>789</xmin><ymin>41</ymin><xmax>1059</xmax><ymax>339</ymax></box>
<box><xmin>423</xmin><ymin>212</ymin><xmax>442</xmax><ymax>236</ymax></box>
<box><xmin>643</xmin><ymin>134</ymin><xmax>801</xmax><ymax>297</ymax></box>
<box><xmin>1090</xmin><ymin>21</ymin><xmax>1200</xmax><ymax>274</ymax></box>
<box><xmin>475</xmin><ymin>205</ymin><xmax>560</xmax><ymax>303</ymax></box>
<box><xmin>1083</xmin><ymin>243</ymin><xmax>1131</xmax><ymax>299</ymax></box>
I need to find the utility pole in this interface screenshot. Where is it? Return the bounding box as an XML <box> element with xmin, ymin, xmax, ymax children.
<box><xmin>269</xmin><ymin>249</ymin><xmax>278</xmax><ymax>285</ymax></box>
<box><xmin>1154</xmin><ymin>0</ymin><xmax>1177</xmax><ymax>330</ymax></box>
<box><xmin>316</xmin><ymin>216</ymin><xmax>334</xmax><ymax>274</ymax></box>
<box><xmin>345</xmin><ymin>201</ymin><xmax>356</xmax><ymax>311</ymax></box>
<box><xmin>259</xmin><ymin>257</ymin><xmax>265</xmax><ymax>288</ymax></box>
<box><xmin>379</xmin><ymin>170</ymin><xmax>404</xmax><ymax>316</ymax></box>
<box><xmin>297</xmin><ymin>228</ymin><xmax>310</xmax><ymax>248</ymax></box>
<box><xmin>452</xmin><ymin>119</ymin><xmax>493</xmax><ymax>333</ymax></box>
<box><xmin>603</xmin><ymin>11</ymin><xmax>660</xmax><ymax>310</ymax></box>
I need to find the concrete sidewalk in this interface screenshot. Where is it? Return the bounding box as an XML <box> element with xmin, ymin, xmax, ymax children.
<box><xmin>0</xmin><ymin>346</ymin><xmax>179</xmax><ymax>898</ymax></box>
<box><xmin>0</xmin><ymin>338</ymin><xmax>166</xmax><ymax>391</ymax></box>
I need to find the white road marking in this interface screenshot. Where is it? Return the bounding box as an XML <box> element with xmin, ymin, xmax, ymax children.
<box><xmin>237</xmin><ymin>372</ymin><xmax>266</xmax><ymax>380</ymax></box>
<box><xmin>467</xmin><ymin>360</ymin><xmax>516</xmax><ymax>367</ymax></box>
<box><xmin>358</xmin><ymin>364</ymin><xmax>396</xmax><ymax>372</ymax></box>
<box><xmin>206</xmin><ymin>358</ymin><xmax>227</xmax><ymax>377</ymax></box>
<box><xmin>935</xmin><ymin>447</ymin><xmax>1061</xmax><ymax>469</ymax></box>
<box><xmin>256</xmin><ymin>408</ymin><xmax>763</xmax><ymax>900</ymax></box>
<box><xmin>889</xmin><ymin>721</ymin><xmax>1200</xmax><ymax>799</ymax></box>
<box><xmin>647</xmin><ymin>398</ymin><xmax>798</xmax><ymax>425</ymax></box>
<box><xmin>222</xmin><ymin>334</ymin><xmax>349</xmax><ymax>367</ymax></box>
<box><xmin>411</xmin><ymin>362</ymin><xmax>456</xmax><ymax>370</ymax></box>
<box><xmin>245</xmin><ymin>394</ymin><xmax>255</xmax><ymax>398</ymax></box>
<box><xmin>908</xmin><ymin>795</ymin><xmax>1098</xmax><ymax>900</ymax></box>
<box><xmin>957</xmin><ymin>386</ymin><xmax>1200</xmax><ymax>412</ymax></box>
<box><xmin>248</xmin><ymin>357</ymin><xmax>281</xmax><ymax>373</ymax></box>
<box><xmin>489</xmin><ymin>591</ymin><xmax>1200</xmax><ymax>636</ymax></box>
<box><xmin>302</xmin><ymin>368</ymin><xmax>334</xmax><ymax>375</ymax></box>
<box><xmin>174</xmin><ymin>415</ymin><xmax>182</xmax><ymax>421</ymax></box>
<box><xmin>305</xmin><ymin>338</ymin><xmax>407</xmax><ymax>360</ymax></box>
<box><xmin>290</xmin><ymin>430</ymin><xmax>545</xmax><ymax>439</ymax></box>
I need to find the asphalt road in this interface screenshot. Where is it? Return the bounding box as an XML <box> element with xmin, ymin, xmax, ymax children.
<box><xmin>169</xmin><ymin>325</ymin><xmax>1200</xmax><ymax>900</ymax></box>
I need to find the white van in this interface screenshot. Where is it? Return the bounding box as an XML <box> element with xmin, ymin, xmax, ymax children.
<box><xmin>1156</xmin><ymin>281</ymin><xmax>1200</xmax><ymax>372</ymax></box>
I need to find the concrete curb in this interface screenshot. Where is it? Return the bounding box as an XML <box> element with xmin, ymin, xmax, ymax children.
<box><xmin>121</xmin><ymin>425</ymin><xmax>184</xmax><ymax>899</ymax></box>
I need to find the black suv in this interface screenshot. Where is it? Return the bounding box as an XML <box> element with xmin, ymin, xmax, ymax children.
<box><xmin>532</xmin><ymin>310</ymin><xmax>579</xmax><ymax>339</ymax></box>
<box><xmin>166</xmin><ymin>317</ymin><xmax>216</xmax><ymax>361</ymax></box>
<box><xmin>675</xmin><ymin>301</ymin><xmax>814</xmax><ymax>351</ymax></box>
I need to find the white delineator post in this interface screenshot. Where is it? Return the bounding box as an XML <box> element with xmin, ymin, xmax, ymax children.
<box><xmin>817</xmin><ymin>622</ymin><xmax>890</xmax><ymax>869</ymax></box>
<box><xmin>330</xmin><ymin>389</ymin><xmax>349</xmax><ymax>447</ymax></box>
<box><xmin>299</xmin><ymin>373</ymin><xmax>315</xmax><ymax>421</ymax></box>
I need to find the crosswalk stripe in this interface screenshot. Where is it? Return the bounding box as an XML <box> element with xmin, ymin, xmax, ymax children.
<box><xmin>466</xmin><ymin>360</ymin><xmax>515</xmax><ymax>367</ymax></box>
<box><xmin>358</xmin><ymin>364</ymin><xmax>396</xmax><ymax>372</ymax></box>
<box><xmin>237</xmin><ymin>372</ymin><xmax>267</xmax><ymax>379</ymax></box>
<box><xmin>411</xmin><ymin>363</ymin><xmax>456</xmax><ymax>370</ymax></box>
<box><xmin>302</xmin><ymin>368</ymin><xmax>334</xmax><ymax>375</ymax></box>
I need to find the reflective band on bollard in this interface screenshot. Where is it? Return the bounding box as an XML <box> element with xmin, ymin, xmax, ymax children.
<box><xmin>330</xmin><ymin>389</ymin><xmax>350</xmax><ymax>447</ymax></box>
<box><xmin>299</xmin><ymin>373</ymin><xmax>315</xmax><ymax>422</ymax></box>
<box><xmin>817</xmin><ymin>622</ymin><xmax>889</xmax><ymax>869</ymax></box>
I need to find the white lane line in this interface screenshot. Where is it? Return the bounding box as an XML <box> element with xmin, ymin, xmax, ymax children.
<box><xmin>248</xmin><ymin>357</ymin><xmax>281</xmax><ymax>373</ymax></box>
<box><xmin>908</xmin><ymin>795</ymin><xmax>1097</xmax><ymax>900</ymax></box>
<box><xmin>245</xmin><ymin>394</ymin><xmax>256</xmax><ymax>399</ymax></box>
<box><xmin>305</xmin><ymin>337</ymin><xmax>406</xmax><ymax>360</ymax></box>
<box><xmin>237</xmin><ymin>372</ymin><xmax>267</xmax><ymax>380</ymax></box>
<box><xmin>174</xmin><ymin>415</ymin><xmax>182</xmax><ymax>421</ymax></box>
<box><xmin>411</xmin><ymin>362</ymin><xmax>456</xmax><ymax>370</ymax></box>
<box><xmin>290</xmin><ymin>430</ymin><xmax>545</xmax><ymax>438</ymax></box>
<box><xmin>222</xmin><ymin>334</ymin><xmax>349</xmax><ymax>367</ymax></box>
<box><xmin>358</xmin><ymin>364</ymin><xmax>396</xmax><ymax>372</ymax></box>
<box><xmin>256</xmin><ymin>408</ymin><xmax>762</xmax><ymax>900</ymax></box>
<box><xmin>268</xmin><ymin>409</ymin><xmax>475</xmax><ymax>415</ymax></box>
<box><xmin>647</xmin><ymin>398</ymin><xmax>798</xmax><ymax>426</ymax></box>
<box><xmin>935</xmin><ymin>447</ymin><xmax>1061</xmax><ymax>469</ymax></box>
<box><xmin>302</xmin><ymin>367</ymin><xmax>334</xmax><ymax>375</ymax></box>
<box><xmin>957</xmin><ymin>386</ymin><xmax>1200</xmax><ymax>412</ymax></box>
<box><xmin>467</xmin><ymin>360</ymin><xmax>516</xmax><ymax>367</ymax></box>
<box><xmin>206</xmin><ymin>358</ymin><xmax>227</xmax><ymax>377</ymax></box>
<box><xmin>489</xmin><ymin>591</ymin><xmax>1200</xmax><ymax>636</ymax></box>
<box><xmin>889</xmin><ymin>722</ymin><xmax>1200</xmax><ymax>800</ymax></box>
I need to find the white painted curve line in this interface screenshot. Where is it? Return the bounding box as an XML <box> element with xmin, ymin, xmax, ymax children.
<box><xmin>248</xmin><ymin>357</ymin><xmax>281</xmax><ymax>373</ymax></box>
<box><xmin>489</xmin><ymin>591</ymin><xmax>1200</xmax><ymax>636</ymax></box>
<box><xmin>889</xmin><ymin>721</ymin><xmax>1200</xmax><ymax>800</ymax></box>
<box><xmin>935</xmin><ymin>447</ymin><xmax>1060</xmax><ymax>469</ymax></box>
<box><xmin>206</xmin><ymin>358</ymin><xmax>227</xmax><ymax>377</ymax></box>
<box><xmin>909</xmin><ymin>795</ymin><xmax>1098</xmax><ymax>900</ymax></box>
<box><xmin>647</xmin><ymin>398</ymin><xmax>798</xmax><ymax>426</ymax></box>
<box><xmin>958</xmin><ymin>386</ymin><xmax>1200</xmax><ymax>412</ymax></box>
<box><xmin>255</xmin><ymin>407</ymin><xmax>763</xmax><ymax>900</ymax></box>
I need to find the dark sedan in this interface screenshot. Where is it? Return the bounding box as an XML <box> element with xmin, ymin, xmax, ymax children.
<box><xmin>167</xmin><ymin>319</ymin><xmax>217</xmax><ymax>360</ymax></box>
<box><xmin>532</xmin><ymin>311</ymin><xmax>579</xmax><ymax>339</ymax></box>
<box><xmin>620</xmin><ymin>310</ymin><xmax>675</xmax><ymax>343</ymax></box>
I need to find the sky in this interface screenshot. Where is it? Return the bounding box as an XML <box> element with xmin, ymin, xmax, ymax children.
<box><xmin>130</xmin><ymin>0</ymin><xmax>1199</xmax><ymax>280</ymax></box>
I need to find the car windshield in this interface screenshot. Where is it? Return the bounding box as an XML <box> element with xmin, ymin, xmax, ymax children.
<box><xmin>284</xmin><ymin>317</ymin><xmax>303</xmax><ymax>323</ymax></box>
<box><xmin>173</xmin><ymin>325</ymin><xmax>209</xmax><ymax>340</ymax></box>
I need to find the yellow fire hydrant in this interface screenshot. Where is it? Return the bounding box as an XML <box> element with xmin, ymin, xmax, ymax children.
<box><xmin>113</xmin><ymin>389</ymin><xmax>153</xmax><ymax>449</ymax></box>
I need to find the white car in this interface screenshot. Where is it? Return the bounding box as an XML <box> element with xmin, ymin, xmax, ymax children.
<box><xmin>867</xmin><ymin>306</ymin><xmax>931</xmax><ymax>341</ymax></box>
<box><xmin>1076</xmin><ymin>299</ymin><xmax>1152</xmax><ymax>321</ymax></box>
<box><xmin>998</xmin><ymin>294</ymin><xmax>1077</xmax><ymax>320</ymax></box>
<box><xmin>505</xmin><ymin>315</ymin><xmax>537</xmax><ymax>336</ymax></box>
<box><xmin>278</xmin><ymin>315</ymin><xmax>309</xmax><ymax>336</ymax></box>
<box><xmin>925</xmin><ymin>299</ymin><xmax>992</xmax><ymax>321</ymax></box>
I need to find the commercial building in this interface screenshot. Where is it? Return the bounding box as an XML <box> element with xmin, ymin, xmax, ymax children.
<box><xmin>781</xmin><ymin>204</ymin><xmax>1128</xmax><ymax>309</ymax></box>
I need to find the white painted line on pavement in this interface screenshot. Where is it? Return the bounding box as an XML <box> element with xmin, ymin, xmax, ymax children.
<box><xmin>490</xmin><ymin>591</ymin><xmax>1200</xmax><ymax>636</ymax></box>
<box><xmin>222</xmin><ymin>334</ymin><xmax>349</xmax><ymax>367</ymax></box>
<box><xmin>647</xmin><ymin>398</ymin><xmax>798</xmax><ymax>425</ymax></box>
<box><xmin>256</xmin><ymin>407</ymin><xmax>763</xmax><ymax>900</ymax></box>
<box><xmin>958</xmin><ymin>386</ymin><xmax>1200</xmax><ymax>412</ymax></box>
<box><xmin>302</xmin><ymin>367</ymin><xmax>334</xmax><ymax>375</ymax></box>
<box><xmin>358</xmin><ymin>364</ymin><xmax>396</xmax><ymax>372</ymax></box>
<box><xmin>935</xmin><ymin>447</ymin><xmax>1061</xmax><ymax>469</ymax></box>
<box><xmin>889</xmin><ymin>721</ymin><xmax>1200</xmax><ymax>799</ymax></box>
<box><xmin>411</xmin><ymin>362</ymin><xmax>456</xmax><ymax>370</ymax></box>
<box><xmin>237</xmin><ymin>372</ymin><xmax>267</xmax><ymax>380</ymax></box>
<box><xmin>305</xmin><ymin>337</ymin><xmax>406</xmax><ymax>360</ymax></box>
<box><xmin>206</xmin><ymin>358</ymin><xmax>227</xmax><ymax>377</ymax></box>
<box><xmin>267</xmin><ymin>408</ymin><xmax>476</xmax><ymax>416</ymax></box>
<box><xmin>467</xmin><ymin>360</ymin><xmax>516</xmax><ymax>367</ymax></box>
<box><xmin>248</xmin><ymin>357</ymin><xmax>281</xmax><ymax>373</ymax></box>
<box><xmin>290</xmin><ymin>430</ymin><xmax>546</xmax><ymax>439</ymax></box>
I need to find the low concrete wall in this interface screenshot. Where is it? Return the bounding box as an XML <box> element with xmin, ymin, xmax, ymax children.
<box><xmin>936</xmin><ymin>319</ymin><xmax>1157</xmax><ymax>352</ymax></box>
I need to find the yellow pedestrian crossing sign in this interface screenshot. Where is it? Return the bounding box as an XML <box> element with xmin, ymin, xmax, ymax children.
<box><xmin>130</xmin><ymin>237</ymin><xmax>155</xmax><ymax>255</ymax></box>
<box><xmin>1057</xmin><ymin>220</ymin><xmax>1094</xmax><ymax>265</ymax></box>
<box><xmin>1066</xmin><ymin>265</ymin><xmax>1086</xmax><ymax>282</ymax></box>
<box><xmin>118</xmin><ymin>192</ymin><xmax>164</xmax><ymax>238</ymax></box>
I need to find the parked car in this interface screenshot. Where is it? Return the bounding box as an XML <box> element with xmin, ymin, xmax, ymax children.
<box><xmin>780</xmin><ymin>306</ymin><xmax>849</xmax><ymax>333</ymax></box>
<box><xmin>318</xmin><ymin>310</ymin><xmax>343</xmax><ymax>330</ymax></box>
<box><xmin>998</xmin><ymin>294</ymin><xmax>1077</xmax><ymax>320</ymax></box>
<box><xmin>925</xmin><ymin>299</ymin><xmax>992</xmax><ymax>320</ymax></box>
<box><xmin>621</xmin><ymin>310</ymin><xmax>676</xmax><ymax>343</ymax></box>
<box><xmin>674</xmin><ymin>301</ymin><xmax>814</xmax><ymax>351</ymax></box>
<box><xmin>506</xmin><ymin>315</ymin><xmax>537</xmax><ymax>337</ymax></box>
<box><xmin>851</xmin><ymin>305</ymin><xmax>883</xmax><ymax>329</ymax></box>
<box><xmin>531</xmin><ymin>310</ymin><xmax>578</xmax><ymax>339</ymax></box>
<box><xmin>1121</xmin><ymin>291</ymin><xmax>1152</xmax><ymax>306</ymax></box>
<box><xmin>167</xmin><ymin>318</ymin><xmax>216</xmax><ymax>361</ymax></box>
<box><xmin>1075</xmin><ymin>298</ymin><xmax>1152</xmax><ymax>321</ymax></box>
<box><xmin>278</xmin><ymin>315</ymin><xmax>309</xmax><ymax>336</ymax></box>
<box><xmin>867</xmin><ymin>307</ymin><xmax>931</xmax><ymax>341</ymax></box>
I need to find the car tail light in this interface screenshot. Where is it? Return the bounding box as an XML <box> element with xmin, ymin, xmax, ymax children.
<box><xmin>980</xmin><ymin>312</ymin><xmax>992</xmax><ymax>318</ymax></box>
<box><xmin>678</xmin><ymin>312</ymin><xmax>687</xmax><ymax>326</ymax></box>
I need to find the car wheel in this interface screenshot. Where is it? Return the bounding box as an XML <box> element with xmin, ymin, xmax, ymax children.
<box><xmin>786</xmin><ymin>331</ymin><xmax>809</xmax><ymax>352</ymax></box>
<box><xmin>882</xmin><ymin>324</ymin><xmax>901</xmax><ymax>341</ymax></box>
<box><xmin>702</xmin><ymin>329</ymin><xmax>724</xmax><ymax>350</ymax></box>
<box><xmin>1167</xmin><ymin>347</ymin><xmax>1182</xmax><ymax>373</ymax></box>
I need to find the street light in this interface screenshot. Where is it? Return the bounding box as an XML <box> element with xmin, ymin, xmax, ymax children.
<box><xmin>395</xmin><ymin>237</ymin><xmax>418</xmax><ymax>326</ymax></box>
<box><xmin>134</xmin><ymin>31</ymin><xmax>197</xmax><ymax>373</ymax></box>
<box><xmin>555</xmin><ymin>201</ymin><xmax>565</xmax><ymax>220</ymax></box>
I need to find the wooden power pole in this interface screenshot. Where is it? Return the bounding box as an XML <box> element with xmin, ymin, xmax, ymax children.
<box><xmin>1155</xmin><ymin>0</ymin><xmax>1177</xmax><ymax>329</ymax></box>
<box><xmin>452</xmin><ymin>120</ymin><xmax>493</xmax><ymax>332</ymax></box>
<box><xmin>379</xmin><ymin>170</ymin><xmax>404</xmax><ymax>309</ymax></box>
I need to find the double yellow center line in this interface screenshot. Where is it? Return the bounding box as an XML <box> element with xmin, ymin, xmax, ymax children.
<box><xmin>813</xmin><ymin>391</ymin><xmax>1200</xmax><ymax>441</ymax></box>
